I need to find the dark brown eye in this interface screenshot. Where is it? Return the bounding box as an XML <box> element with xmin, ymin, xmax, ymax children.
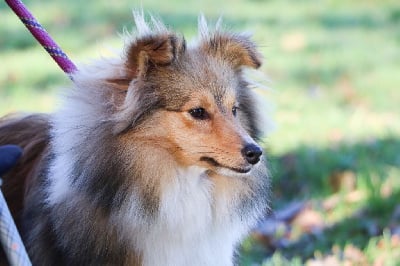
<box><xmin>232</xmin><ymin>106</ymin><xmax>238</xmax><ymax>116</ymax></box>
<box><xmin>189</xmin><ymin>108</ymin><xmax>209</xmax><ymax>120</ymax></box>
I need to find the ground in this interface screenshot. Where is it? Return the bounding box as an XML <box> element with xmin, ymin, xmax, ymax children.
<box><xmin>1</xmin><ymin>0</ymin><xmax>399</xmax><ymax>264</ymax></box>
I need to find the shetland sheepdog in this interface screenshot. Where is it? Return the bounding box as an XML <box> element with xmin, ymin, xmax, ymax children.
<box><xmin>0</xmin><ymin>13</ymin><xmax>270</xmax><ymax>266</ymax></box>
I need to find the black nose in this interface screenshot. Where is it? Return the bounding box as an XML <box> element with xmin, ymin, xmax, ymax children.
<box><xmin>241</xmin><ymin>144</ymin><xmax>262</xmax><ymax>165</ymax></box>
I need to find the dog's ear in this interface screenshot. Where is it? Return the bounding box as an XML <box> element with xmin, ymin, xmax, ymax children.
<box><xmin>201</xmin><ymin>33</ymin><xmax>262</xmax><ymax>70</ymax></box>
<box><xmin>126</xmin><ymin>34</ymin><xmax>185</xmax><ymax>76</ymax></box>
<box><xmin>107</xmin><ymin>34</ymin><xmax>185</xmax><ymax>90</ymax></box>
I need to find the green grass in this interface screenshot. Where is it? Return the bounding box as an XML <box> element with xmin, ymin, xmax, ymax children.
<box><xmin>1</xmin><ymin>0</ymin><xmax>400</xmax><ymax>264</ymax></box>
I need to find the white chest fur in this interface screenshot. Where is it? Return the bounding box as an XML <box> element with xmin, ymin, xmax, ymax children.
<box><xmin>135</xmin><ymin>167</ymin><xmax>248</xmax><ymax>266</ymax></box>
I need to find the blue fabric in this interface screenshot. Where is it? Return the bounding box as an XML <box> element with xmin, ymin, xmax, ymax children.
<box><xmin>0</xmin><ymin>145</ymin><xmax>22</xmax><ymax>177</ymax></box>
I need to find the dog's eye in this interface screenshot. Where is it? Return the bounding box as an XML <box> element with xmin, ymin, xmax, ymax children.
<box><xmin>189</xmin><ymin>108</ymin><xmax>209</xmax><ymax>120</ymax></box>
<box><xmin>232</xmin><ymin>106</ymin><xmax>238</xmax><ymax>116</ymax></box>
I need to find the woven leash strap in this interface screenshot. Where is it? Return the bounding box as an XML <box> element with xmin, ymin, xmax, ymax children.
<box><xmin>0</xmin><ymin>190</ymin><xmax>31</xmax><ymax>266</ymax></box>
<box><xmin>0</xmin><ymin>145</ymin><xmax>30</xmax><ymax>266</ymax></box>
<box><xmin>5</xmin><ymin>0</ymin><xmax>78</xmax><ymax>77</ymax></box>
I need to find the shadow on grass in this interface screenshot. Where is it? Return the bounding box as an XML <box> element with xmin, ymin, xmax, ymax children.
<box><xmin>271</xmin><ymin>136</ymin><xmax>400</xmax><ymax>204</ymax></box>
<box><xmin>240</xmin><ymin>136</ymin><xmax>400</xmax><ymax>264</ymax></box>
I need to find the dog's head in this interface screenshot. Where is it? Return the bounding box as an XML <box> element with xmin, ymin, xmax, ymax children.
<box><xmin>103</xmin><ymin>15</ymin><xmax>265</xmax><ymax>176</ymax></box>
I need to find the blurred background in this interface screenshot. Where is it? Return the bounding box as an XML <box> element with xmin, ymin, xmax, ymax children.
<box><xmin>1</xmin><ymin>0</ymin><xmax>399</xmax><ymax>264</ymax></box>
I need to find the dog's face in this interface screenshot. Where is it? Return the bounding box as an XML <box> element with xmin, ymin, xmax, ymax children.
<box><xmin>109</xmin><ymin>30</ymin><xmax>264</xmax><ymax>176</ymax></box>
<box><xmin>155</xmin><ymin>56</ymin><xmax>263</xmax><ymax>175</ymax></box>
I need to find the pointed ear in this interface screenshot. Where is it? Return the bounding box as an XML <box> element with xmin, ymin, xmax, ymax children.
<box><xmin>126</xmin><ymin>33</ymin><xmax>186</xmax><ymax>75</ymax></box>
<box><xmin>107</xmin><ymin>33</ymin><xmax>186</xmax><ymax>90</ymax></box>
<box><xmin>201</xmin><ymin>33</ymin><xmax>262</xmax><ymax>70</ymax></box>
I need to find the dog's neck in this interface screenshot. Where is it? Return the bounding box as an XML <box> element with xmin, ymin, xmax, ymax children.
<box><xmin>118</xmin><ymin>166</ymin><xmax>246</xmax><ymax>266</ymax></box>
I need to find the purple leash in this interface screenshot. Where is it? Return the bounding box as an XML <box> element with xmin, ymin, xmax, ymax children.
<box><xmin>5</xmin><ymin>0</ymin><xmax>78</xmax><ymax>77</ymax></box>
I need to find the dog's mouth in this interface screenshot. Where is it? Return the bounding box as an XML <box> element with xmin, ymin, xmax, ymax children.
<box><xmin>200</xmin><ymin>156</ymin><xmax>251</xmax><ymax>174</ymax></box>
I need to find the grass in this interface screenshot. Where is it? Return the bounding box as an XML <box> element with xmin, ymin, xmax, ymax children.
<box><xmin>1</xmin><ymin>0</ymin><xmax>399</xmax><ymax>264</ymax></box>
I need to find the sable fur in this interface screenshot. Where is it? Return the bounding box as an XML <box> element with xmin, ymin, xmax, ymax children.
<box><xmin>0</xmin><ymin>14</ymin><xmax>270</xmax><ymax>266</ymax></box>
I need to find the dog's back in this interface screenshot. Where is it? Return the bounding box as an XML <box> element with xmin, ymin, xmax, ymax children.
<box><xmin>0</xmin><ymin>114</ymin><xmax>50</xmax><ymax>221</ymax></box>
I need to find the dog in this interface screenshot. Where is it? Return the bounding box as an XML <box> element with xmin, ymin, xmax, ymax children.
<box><xmin>0</xmin><ymin>13</ymin><xmax>270</xmax><ymax>266</ymax></box>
